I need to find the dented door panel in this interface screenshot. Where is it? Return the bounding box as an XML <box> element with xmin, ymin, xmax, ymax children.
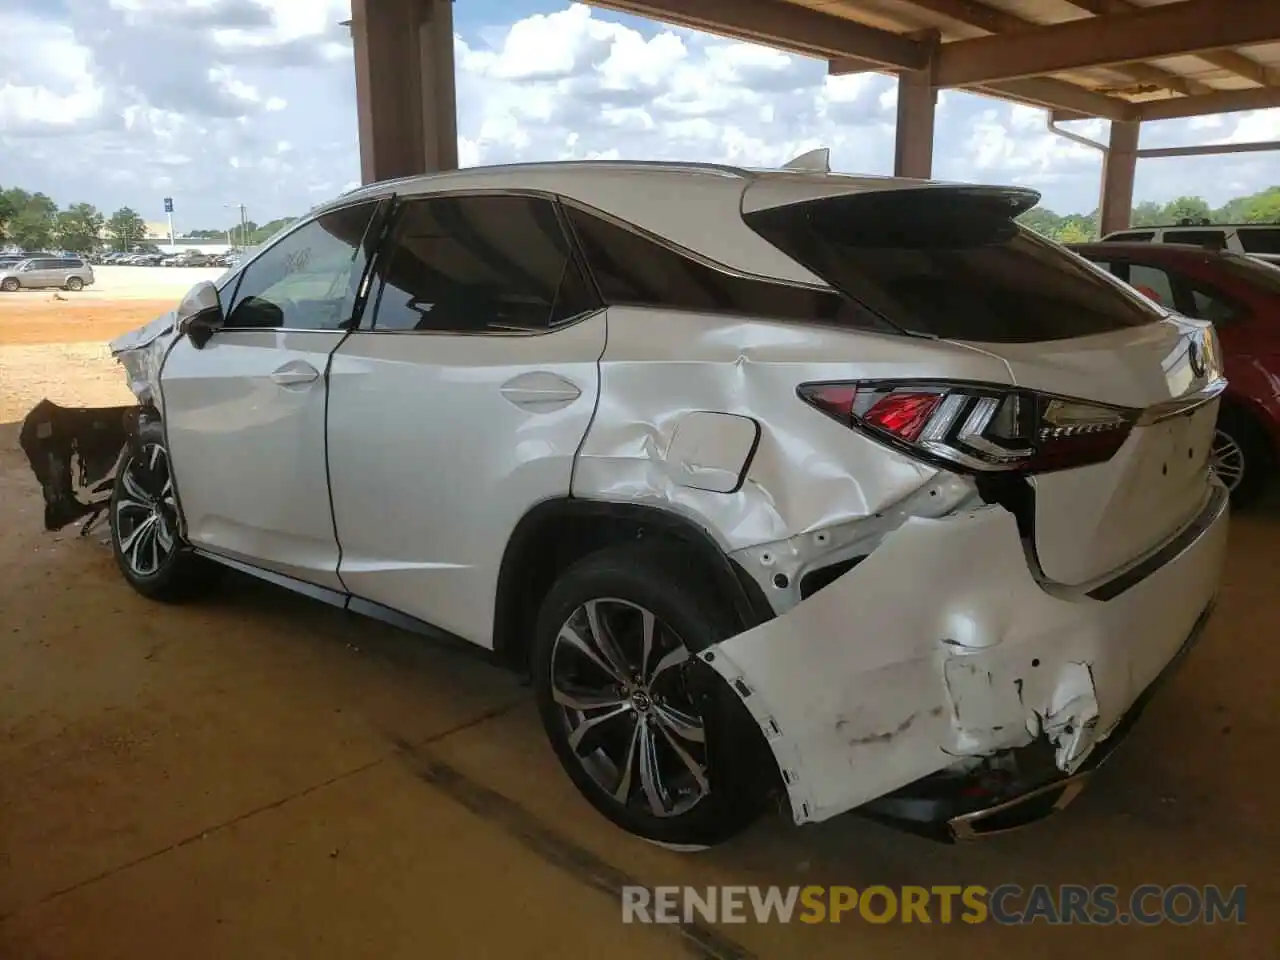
<box><xmin>702</xmin><ymin>486</ymin><xmax>1228</xmax><ymax>825</ymax></box>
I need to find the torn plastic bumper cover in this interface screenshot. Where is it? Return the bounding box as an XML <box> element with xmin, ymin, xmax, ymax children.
<box><xmin>700</xmin><ymin>485</ymin><xmax>1228</xmax><ymax>830</ymax></box>
<box><xmin>18</xmin><ymin>313</ymin><xmax>177</xmax><ymax>534</ymax></box>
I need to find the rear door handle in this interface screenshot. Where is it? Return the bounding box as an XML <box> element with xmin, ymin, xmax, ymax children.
<box><xmin>500</xmin><ymin>371</ymin><xmax>582</xmax><ymax>412</ymax></box>
<box><xmin>270</xmin><ymin>361</ymin><xmax>320</xmax><ymax>387</ymax></box>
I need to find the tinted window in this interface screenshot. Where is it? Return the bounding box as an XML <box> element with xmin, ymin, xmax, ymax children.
<box><xmin>1239</xmin><ymin>228</ymin><xmax>1280</xmax><ymax>255</ymax></box>
<box><xmin>59</xmin><ymin>259</ymin><xmax>83</xmax><ymax>268</ymax></box>
<box><xmin>1162</xmin><ymin>230</ymin><xmax>1226</xmax><ymax>250</ymax></box>
<box><xmin>1106</xmin><ymin>231</ymin><xmax>1155</xmax><ymax>242</ymax></box>
<box><xmin>372</xmin><ymin>195</ymin><xmax>595</xmax><ymax>333</ymax></box>
<box><xmin>565</xmin><ymin>205</ymin><xmax>891</xmax><ymax>332</ymax></box>
<box><xmin>745</xmin><ymin>190</ymin><xmax>1161</xmax><ymax>342</ymax></box>
<box><xmin>226</xmin><ymin>201</ymin><xmax>379</xmax><ymax>331</ymax></box>
<box><xmin>1127</xmin><ymin>264</ymin><xmax>1177</xmax><ymax>308</ymax></box>
<box><xmin>1188</xmin><ymin>286</ymin><xmax>1241</xmax><ymax>325</ymax></box>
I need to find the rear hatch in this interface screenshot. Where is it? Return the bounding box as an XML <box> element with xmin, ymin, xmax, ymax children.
<box><xmin>743</xmin><ymin>181</ymin><xmax>1223</xmax><ymax>586</ymax></box>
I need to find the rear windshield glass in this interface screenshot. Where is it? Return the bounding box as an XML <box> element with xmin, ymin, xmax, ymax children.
<box><xmin>743</xmin><ymin>188</ymin><xmax>1162</xmax><ymax>342</ymax></box>
<box><xmin>1239</xmin><ymin>228</ymin><xmax>1280</xmax><ymax>255</ymax></box>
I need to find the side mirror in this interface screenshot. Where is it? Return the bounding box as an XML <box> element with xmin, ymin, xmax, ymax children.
<box><xmin>176</xmin><ymin>281</ymin><xmax>224</xmax><ymax>349</ymax></box>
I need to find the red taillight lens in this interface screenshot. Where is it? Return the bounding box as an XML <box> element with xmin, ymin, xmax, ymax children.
<box><xmin>862</xmin><ymin>392</ymin><xmax>942</xmax><ymax>442</ymax></box>
<box><xmin>797</xmin><ymin>381</ymin><xmax>1137</xmax><ymax>475</ymax></box>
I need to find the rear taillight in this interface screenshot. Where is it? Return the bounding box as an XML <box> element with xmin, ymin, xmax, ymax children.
<box><xmin>797</xmin><ymin>380</ymin><xmax>1137</xmax><ymax>474</ymax></box>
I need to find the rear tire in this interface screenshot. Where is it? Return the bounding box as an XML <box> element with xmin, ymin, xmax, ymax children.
<box><xmin>1</xmin><ymin>278</ymin><xmax>18</xmax><ymax>292</ymax></box>
<box><xmin>110</xmin><ymin>418</ymin><xmax>217</xmax><ymax>602</ymax></box>
<box><xmin>1214</xmin><ymin>407</ymin><xmax>1274</xmax><ymax>508</ymax></box>
<box><xmin>65</xmin><ymin>277</ymin><xmax>84</xmax><ymax>291</ymax></box>
<box><xmin>532</xmin><ymin>542</ymin><xmax>772</xmax><ymax>849</ymax></box>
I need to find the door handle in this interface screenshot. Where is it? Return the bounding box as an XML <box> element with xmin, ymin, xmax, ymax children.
<box><xmin>499</xmin><ymin>371</ymin><xmax>582</xmax><ymax>412</ymax></box>
<box><xmin>270</xmin><ymin>362</ymin><xmax>320</xmax><ymax>387</ymax></box>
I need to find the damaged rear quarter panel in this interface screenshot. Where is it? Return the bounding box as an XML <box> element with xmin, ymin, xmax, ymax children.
<box><xmin>570</xmin><ymin>306</ymin><xmax>1015</xmax><ymax>604</ymax></box>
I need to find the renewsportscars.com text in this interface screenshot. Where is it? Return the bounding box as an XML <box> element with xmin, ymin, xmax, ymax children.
<box><xmin>621</xmin><ymin>884</ymin><xmax>1247</xmax><ymax>926</ymax></box>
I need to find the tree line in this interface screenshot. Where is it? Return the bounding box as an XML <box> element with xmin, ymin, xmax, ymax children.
<box><xmin>0</xmin><ymin>186</ymin><xmax>297</xmax><ymax>253</ymax></box>
<box><xmin>1017</xmin><ymin>185</ymin><xmax>1280</xmax><ymax>243</ymax></box>
<box><xmin>5</xmin><ymin>181</ymin><xmax>1279</xmax><ymax>253</ymax></box>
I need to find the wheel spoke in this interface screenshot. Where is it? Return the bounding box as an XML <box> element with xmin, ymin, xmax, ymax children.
<box><xmin>648</xmin><ymin>645</ymin><xmax>689</xmax><ymax>685</ymax></box>
<box><xmin>611</xmin><ymin>715</ymin><xmax>643</xmax><ymax>803</ymax></box>
<box><xmin>584</xmin><ymin>600</ymin><xmax>634</xmax><ymax>680</ymax></box>
<box><xmin>127</xmin><ymin>517</ymin><xmax>157</xmax><ymax>574</ymax></box>
<box><xmin>655</xmin><ymin>722</ymin><xmax>710</xmax><ymax>796</ymax></box>
<box><xmin>557</xmin><ymin>625</ymin><xmax>627</xmax><ymax>684</ymax></box>
<box><xmin>567</xmin><ymin>701</ymin><xmax>633</xmax><ymax>756</ymax></box>
<box><xmin>118</xmin><ymin>513</ymin><xmax>156</xmax><ymax>555</ymax></box>
<box><xmin>637</xmin><ymin>608</ymin><xmax>657</xmax><ymax>682</ymax></box>
<box><xmin>637</xmin><ymin>719</ymin><xmax>671</xmax><ymax>816</ymax></box>
<box><xmin>120</xmin><ymin>468</ymin><xmax>153</xmax><ymax>507</ymax></box>
<box><xmin>652</xmin><ymin>702</ymin><xmax>706</xmax><ymax>744</ymax></box>
<box><xmin>552</xmin><ymin>681</ymin><xmax>627</xmax><ymax>713</ymax></box>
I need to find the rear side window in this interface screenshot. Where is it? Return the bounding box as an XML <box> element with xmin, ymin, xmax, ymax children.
<box><xmin>744</xmin><ymin>189</ymin><xmax>1162</xmax><ymax>342</ymax></box>
<box><xmin>1105</xmin><ymin>231</ymin><xmax>1155</xmax><ymax>242</ymax></box>
<box><xmin>1126</xmin><ymin>264</ymin><xmax>1177</xmax><ymax>308</ymax></box>
<box><xmin>563</xmin><ymin>205</ymin><xmax>893</xmax><ymax>333</ymax></box>
<box><xmin>1162</xmin><ymin>230</ymin><xmax>1226</xmax><ymax>250</ymax></box>
<box><xmin>1239</xmin><ymin>228</ymin><xmax>1280</xmax><ymax>255</ymax></box>
<box><xmin>372</xmin><ymin>195</ymin><xmax>597</xmax><ymax>333</ymax></box>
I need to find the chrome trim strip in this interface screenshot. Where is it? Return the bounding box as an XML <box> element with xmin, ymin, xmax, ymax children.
<box><xmin>1022</xmin><ymin>479</ymin><xmax>1229</xmax><ymax>602</ymax></box>
<box><xmin>1136</xmin><ymin>376</ymin><xmax>1228</xmax><ymax>425</ymax></box>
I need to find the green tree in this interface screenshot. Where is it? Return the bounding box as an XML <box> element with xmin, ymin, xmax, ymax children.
<box><xmin>1129</xmin><ymin>201</ymin><xmax>1165</xmax><ymax>227</ymax></box>
<box><xmin>1057</xmin><ymin>220</ymin><xmax>1093</xmax><ymax>244</ymax></box>
<box><xmin>106</xmin><ymin>206</ymin><xmax>147</xmax><ymax>251</ymax></box>
<box><xmin>54</xmin><ymin>202</ymin><xmax>105</xmax><ymax>254</ymax></box>
<box><xmin>1017</xmin><ymin>206</ymin><xmax>1062</xmax><ymax>238</ymax></box>
<box><xmin>4</xmin><ymin>190</ymin><xmax>57</xmax><ymax>249</ymax></box>
<box><xmin>1238</xmin><ymin>187</ymin><xmax>1280</xmax><ymax>223</ymax></box>
<box><xmin>1161</xmin><ymin>195</ymin><xmax>1212</xmax><ymax>225</ymax></box>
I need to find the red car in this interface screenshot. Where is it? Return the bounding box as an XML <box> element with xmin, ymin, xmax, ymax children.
<box><xmin>1071</xmin><ymin>242</ymin><xmax>1280</xmax><ymax>505</ymax></box>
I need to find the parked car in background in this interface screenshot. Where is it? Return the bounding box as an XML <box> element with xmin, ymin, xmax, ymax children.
<box><xmin>1072</xmin><ymin>241</ymin><xmax>1280</xmax><ymax>505</ymax></box>
<box><xmin>24</xmin><ymin>162</ymin><xmax>1228</xmax><ymax>847</ymax></box>
<box><xmin>1100</xmin><ymin>221</ymin><xmax>1280</xmax><ymax>266</ymax></box>
<box><xmin>0</xmin><ymin>256</ymin><xmax>95</xmax><ymax>291</ymax></box>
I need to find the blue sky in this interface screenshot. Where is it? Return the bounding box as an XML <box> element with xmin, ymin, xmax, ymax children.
<box><xmin>1</xmin><ymin>0</ymin><xmax>1277</xmax><ymax>229</ymax></box>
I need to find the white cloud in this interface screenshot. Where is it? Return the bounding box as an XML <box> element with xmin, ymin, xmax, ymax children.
<box><xmin>0</xmin><ymin>0</ymin><xmax>1277</xmax><ymax>229</ymax></box>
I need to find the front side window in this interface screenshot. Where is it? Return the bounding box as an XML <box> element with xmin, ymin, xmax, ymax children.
<box><xmin>225</xmin><ymin>201</ymin><xmax>379</xmax><ymax>331</ymax></box>
<box><xmin>1187</xmin><ymin>284</ymin><xmax>1243</xmax><ymax>326</ymax></box>
<box><xmin>371</xmin><ymin>194</ymin><xmax>596</xmax><ymax>333</ymax></box>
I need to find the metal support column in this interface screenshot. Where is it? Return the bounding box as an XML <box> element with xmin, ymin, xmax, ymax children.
<box><xmin>350</xmin><ymin>0</ymin><xmax>458</xmax><ymax>184</ymax></box>
<box><xmin>1098</xmin><ymin>119</ymin><xmax>1140</xmax><ymax>236</ymax></box>
<box><xmin>893</xmin><ymin>67</ymin><xmax>937</xmax><ymax>179</ymax></box>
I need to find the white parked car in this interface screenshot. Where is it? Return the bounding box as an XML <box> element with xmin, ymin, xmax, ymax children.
<box><xmin>33</xmin><ymin>160</ymin><xmax>1229</xmax><ymax>846</ymax></box>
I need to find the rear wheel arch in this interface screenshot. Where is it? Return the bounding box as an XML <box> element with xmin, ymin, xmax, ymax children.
<box><xmin>492</xmin><ymin>499</ymin><xmax>774</xmax><ymax>672</ymax></box>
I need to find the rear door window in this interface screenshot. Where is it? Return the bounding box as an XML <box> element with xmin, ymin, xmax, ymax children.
<box><xmin>743</xmin><ymin>188</ymin><xmax>1162</xmax><ymax>342</ymax></box>
<box><xmin>1238</xmin><ymin>228</ymin><xmax>1280</xmax><ymax>255</ymax></box>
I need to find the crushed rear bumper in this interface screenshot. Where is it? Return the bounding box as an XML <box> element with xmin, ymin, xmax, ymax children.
<box><xmin>700</xmin><ymin>483</ymin><xmax>1229</xmax><ymax>829</ymax></box>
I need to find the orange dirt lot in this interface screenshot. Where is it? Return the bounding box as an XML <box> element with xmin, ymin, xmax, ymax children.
<box><xmin>0</xmin><ymin>299</ymin><xmax>172</xmax><ymax>347</ymax></box>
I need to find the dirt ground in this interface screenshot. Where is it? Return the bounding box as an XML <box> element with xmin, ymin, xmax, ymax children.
<box><xmin>0</xmin><ymin>289</ymin><xmax>1276</xmax><ymax>958</ymax></box>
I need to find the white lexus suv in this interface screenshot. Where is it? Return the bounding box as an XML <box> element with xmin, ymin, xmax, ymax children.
<box><xmin>33</xmin><ymin>159</ymin><xmax>1229</xmax><ymax>847</ymax></box>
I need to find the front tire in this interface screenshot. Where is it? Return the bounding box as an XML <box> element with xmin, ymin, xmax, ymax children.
<box><xmin>1213</xmin><ymin>407</ymin><xmax>1274</xmax><ymax>508</ymax></box>
<box><xmin>110</xmin><ymin>419</ymin><xmax>215</xmax><ymax>602</ymax></box>
<box><xmin>532</xmin><ymin>542</ymin><xmax>771</xmax><ymax>849</ymax></box>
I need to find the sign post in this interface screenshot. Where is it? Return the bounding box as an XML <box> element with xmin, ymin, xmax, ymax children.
<box><xmin>163</xmin><ymin>197</ymin><xmax>174</xmax><ymax>250</ymax></box>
